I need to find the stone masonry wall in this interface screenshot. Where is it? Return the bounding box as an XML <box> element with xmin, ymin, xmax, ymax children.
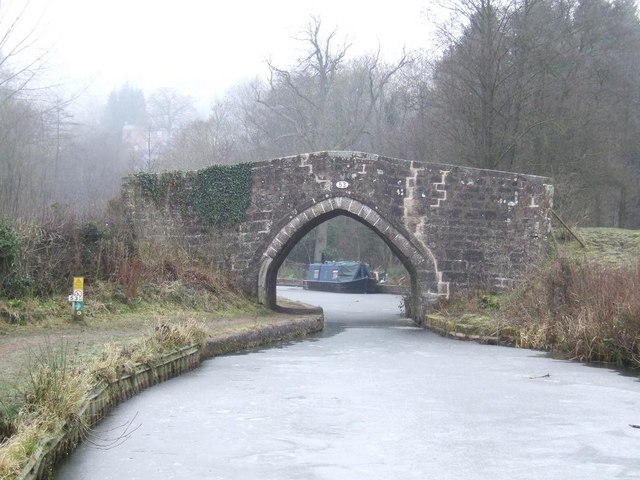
<box><xmin>121</xmin><ymin>151</ymin><xmax>553</xmax><ymax>307</ymax></box>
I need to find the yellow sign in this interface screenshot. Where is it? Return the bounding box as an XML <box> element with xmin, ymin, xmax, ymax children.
<box><xmin>73</xmin><ymin>277</ymin><xmax>84</xmax><ymax>291</ymax></box>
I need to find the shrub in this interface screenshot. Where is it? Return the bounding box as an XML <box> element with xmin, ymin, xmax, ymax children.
<box><xmin>2</xmin><ymin>215</ymin><xmax>135</xmax><ymax>299</ymax></box>
<box><xmin>502</xmin><ymin>257</ymin><xmax>640</xmax><ymax>366</ymax></box>
<box><xmin>0</xmin><ymin>220</ymin><xmax>33</xmax><ymax>299</ymax></box>
<box><xmin>1</xmin><ymin>210</ymin><xmax>249</xmax><ymax>324</ymax></box>
<box><xmin>478</xmin><ymin>293</ymin><xmax>501</xmax><ymax>310</ymax></box>
<box><xmin>0</xmin><ymin>220</ymin><xmax>19</xmax><ymax>275</ymax></box>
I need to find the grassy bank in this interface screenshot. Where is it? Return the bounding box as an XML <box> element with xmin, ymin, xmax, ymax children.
<box><xmin>0</xmin><ymin>291</ymin><xmax>274</xmax><ymax>440</ymax></box>
<box><xmin>429</xmin><ymin>228</ymin><xmax>640</xmax><ymax>369</ymax></box>
<box><xmin>0</xmin><ymin>267</ymin><xmax>267</xmax><ymax>440</ymax></box>
<box><xmin>0</xmin><ymin>320</ymin><xmax>206</xmax><ymax>479</ymax></box>
<box><xmin>0</xmin><ymin>306</ymin><xmax>322</xmax><ymax>479</ymax></box>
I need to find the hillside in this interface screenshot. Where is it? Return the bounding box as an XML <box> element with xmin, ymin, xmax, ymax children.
<box><xmin>558</xmin><ymin>227</ymin><xmax>640</xmax><ymax>264</ymax></box>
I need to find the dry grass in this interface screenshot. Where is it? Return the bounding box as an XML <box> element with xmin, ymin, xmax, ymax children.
<box><xmin>1</xmin><ymin>216</ymin><xmax>250</xmax><ymax>327</ymax></box>
<box><xmin>430</xmin><ymin>228</ymin><xmax>640</xmax><ymax>368</ymax></box>
<box><xmin>149</xmin><ymin>318</ymin><xmax>208</xmax><ymax>351</ymax></box>
<box><xmin>91</xmin><ymin>343</ymin><xmax>138</xmax><ymax>384</ymax></box>
<box><xmin>502</xmin><ymin>256</ymin><xmax>640</xmax><ymax>366</ymax></box>
<box><xmin>0</xmin><ymin>319</ymin><xmax>208</xmax><ymax>478</ymax></box>
<box><xmin>92</xmin><ymin>319</ymin><xmax>207</xmax><ymax>382</ymax></box>
<box><xmin>0</xmin><ymin>341</ymin><xmax>93</xmax><ymax>480</ymax></box>
<box><xmin>0</xmin><ymin>422</ymin><xmax>40</xmax><ymax>480</ymax></box>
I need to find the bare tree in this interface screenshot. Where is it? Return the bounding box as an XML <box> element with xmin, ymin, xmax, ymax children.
<box><xmin>147</xmin><ymin>87</ymin><xmax>196</xmax><ymax>137</ymax></box>
<box><xmin>250</xmin><ymin>16</ymin><xmax>410</xmax><ymax>260</ymax></box>
<box><xmin>158</xmin><ymin>100</ymin><xmax>243</xmax><ymax>170</ymax></box>
<box><xmin>431</xmin><ymin>0</ymin><xmax>523</xmax><ymax>169</ymax></box>
<box><xmin>427</xmin><ymin>0</ymin><xmax>640</xmax><ymax>227</ymax></box>
<box><xmin>254</xmin><ymin>16</ymin><xmax>409</xmax><ymax>154</ymax></box>
<box><xmin>253</xmin><ymin>16</ymin><xmax>350</xmax><ymax>153</ymax></box>
<box><xmin>0</xmin><ymin>0</ymin><xmax>49</xmax><ymax>104</ymax></box>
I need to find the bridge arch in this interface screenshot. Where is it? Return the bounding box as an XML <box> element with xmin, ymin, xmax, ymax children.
<box><xmin>123</xmin><ymin>151</ymin><xmax>553</xmax><ymax>321</ymax></box>
<box><xmin>257</xmin><ymin>196</ymin><xmax>439</xmax><ymax>320</ymax></box>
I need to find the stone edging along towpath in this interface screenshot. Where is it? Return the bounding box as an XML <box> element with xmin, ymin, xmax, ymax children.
<box><xmin>425</xmin><ymin>313</ymin><xmax>518</xmax><ymax>346</ymax></box>
<box><xmin>19</xmin><ymin>311</ymin><xmax>324</xmax><ymax>480</ymax></box>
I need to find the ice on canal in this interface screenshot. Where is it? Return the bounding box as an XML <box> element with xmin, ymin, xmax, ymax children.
<box><xmin>57</xmin><ymin>287</ymin><xmax>640</xmax><ymax>479</ymax></box>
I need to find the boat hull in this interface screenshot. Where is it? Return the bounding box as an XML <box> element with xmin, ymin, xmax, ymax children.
<box><xmin>303</xmin><ymin>277</ymin><xmax>377</xmax><ymax>294</ymax></box>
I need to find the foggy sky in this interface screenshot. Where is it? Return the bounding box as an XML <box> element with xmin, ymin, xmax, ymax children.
<box><xmin>7</xmin><ymin>0</ymin><xmax>442</xmax><ymax>110</ymax></box>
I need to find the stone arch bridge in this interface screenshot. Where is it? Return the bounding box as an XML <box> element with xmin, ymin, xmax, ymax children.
<box><xmin>122</xmin><ymin>151</ymin><xmax>553</xmax><ymax>321</ymax></box>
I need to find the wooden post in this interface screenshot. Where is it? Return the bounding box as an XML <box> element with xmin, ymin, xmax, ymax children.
<box><xmin>551</xmin><ymin>210</ymin><xmax>587</xmax><ymax>248</ymax></box>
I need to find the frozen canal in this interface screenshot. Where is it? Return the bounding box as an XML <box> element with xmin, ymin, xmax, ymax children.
<box><xmin>57</xmin><ymin>287</ymin><xmax>640</xmax><ymax>479</ymax></box>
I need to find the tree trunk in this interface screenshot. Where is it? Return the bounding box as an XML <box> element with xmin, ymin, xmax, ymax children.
<box><xmin>313</xmin><ymin>222</ymin><xmax>328</xmax><ymax>263</ymax></box>
<box><xmin>618</xmin><ymin>185</ymin><xmax>627</xmax><ymax>228</ymax></box>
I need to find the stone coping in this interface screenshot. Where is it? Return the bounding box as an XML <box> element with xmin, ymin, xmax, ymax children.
<box><xmin>425</xmin><ymin>313</ymin><xmax>518</xmax><ymax>346</ymax></box>
<box><xmin>249</xmin><ymin>151</ymin><xmax>552</xmax><ymax>183</ymax></box>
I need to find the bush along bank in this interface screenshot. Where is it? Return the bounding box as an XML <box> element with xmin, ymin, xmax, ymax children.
<box><xmin>500</xmin><ymin>256</ymin><xmax>640</xmax><ymax>367</ymax></box>
<box><xmin>0</xmin><ymin>313</ymin><xmax>324</xmax><ymax>480</ymax></box>
<box><xmin>0</xmin><ymin>213</ymin><xmax>258</xmax><ymax>326</ymax></box>
<box><xmin>426</xmin><ymin>229</ymin><xmax>640</xmax><ymax>370</ymax></box>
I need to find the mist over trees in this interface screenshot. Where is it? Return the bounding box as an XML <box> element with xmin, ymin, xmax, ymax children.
<box><xmin>1</xmin><ymin>0</ymin><xmax>640</xmax><ymax>230</ymax></box>
<box><xmin>428</xmin><ymin>0</ymin><xmax>640</xmax><ymax>227</ymax></box>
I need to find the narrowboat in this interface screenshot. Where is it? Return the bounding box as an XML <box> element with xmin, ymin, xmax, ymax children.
<box><xmin>303</xmin><ymin>261</ymin><xmax>377</xmax><ymax>293</ymax></box>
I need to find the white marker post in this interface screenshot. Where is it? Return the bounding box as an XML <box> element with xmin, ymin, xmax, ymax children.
<box><xmin>68</xmin><ymin>277</ymin><xmax>84</xmax><ymax>320</ymax></box>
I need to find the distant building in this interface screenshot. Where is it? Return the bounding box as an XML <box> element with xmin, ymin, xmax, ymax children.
<box><xmin>122</xmin><ymin>123</ymin><xmax>170</xmax><ymax>171</ymax></box>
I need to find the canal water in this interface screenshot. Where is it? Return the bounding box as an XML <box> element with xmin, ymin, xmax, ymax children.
<box><xmin>57</xmin><ymin>288</ymin><xmax>640</xmax><ymax>479</ymax></box>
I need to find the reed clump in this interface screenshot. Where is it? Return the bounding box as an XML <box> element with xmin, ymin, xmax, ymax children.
<box><xmin>92</xmin><ymin>319</ymin><xmax>207</xmax><ymax>382</ymax></box>
<box><xmin>0</xmin><ymin>319</ymin><xmax>207</xmax><ymax>479</ymax></box>
<box><xmin>502</xmin><ymin>256</ymin><xmax>640</xmax><ymax>367</ymax></box>
<box><xmin>0</xmin><ymin>341</ymin><xmax>93</xmax><ymax>480</ymax></box>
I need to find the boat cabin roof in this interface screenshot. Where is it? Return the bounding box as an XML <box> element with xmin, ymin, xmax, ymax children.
<box><xmin>305</xmin><ymin>261</ymin><xmax>372</xmax><ymax>283</ymax></box>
